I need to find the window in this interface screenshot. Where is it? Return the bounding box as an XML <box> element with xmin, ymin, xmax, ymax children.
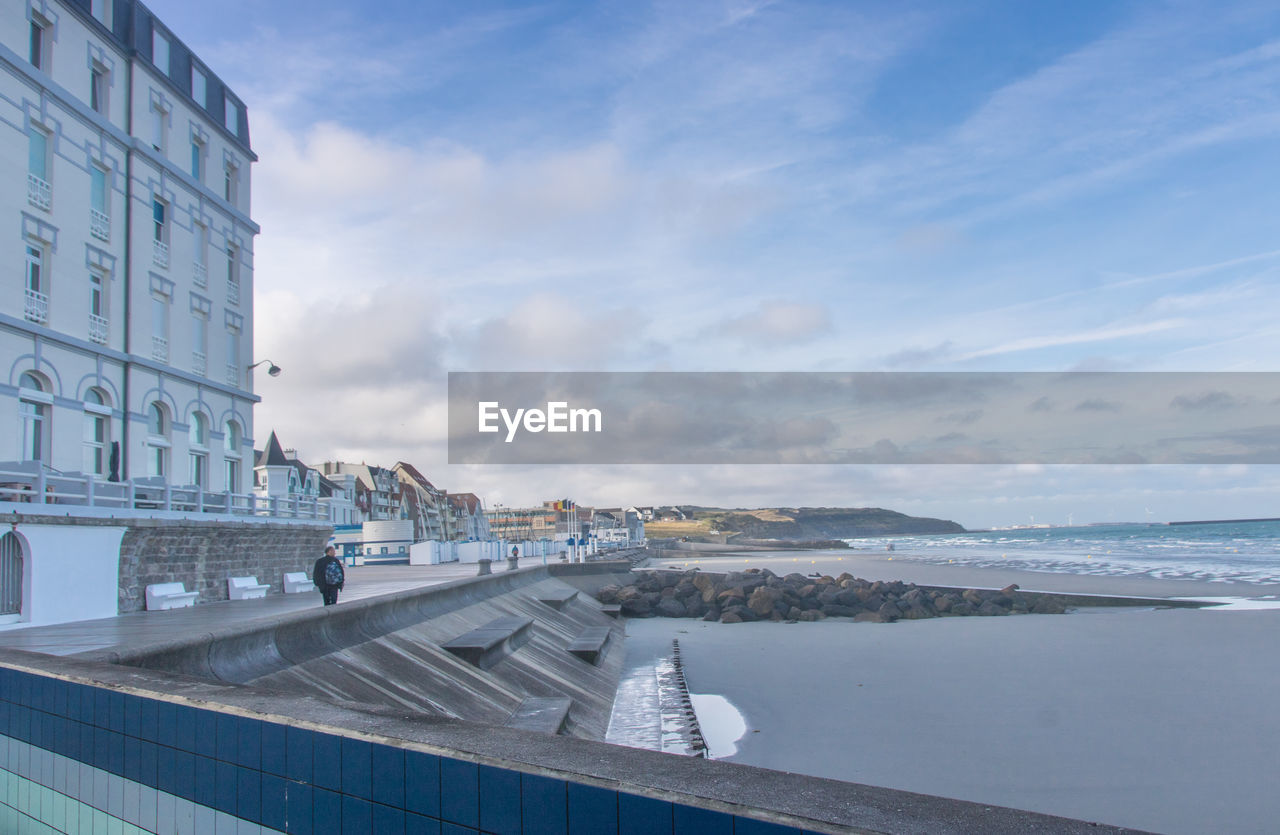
<box><xmin>29</xmin><ymin>19</ymin><xmax>47</xmax><ymax>71</ymax></box>
<box><xmin>28</xmin><ymin>127</ymin><xmax>48</xmax><ymax>182</ymax></box>
<box><xmin>224</xmin><ymin>420</ymin><xmax>241</xmax><ymax>491</ymax></box>
<box><xmin>189</xmin><ymin>413</ymin><xmax>208</xmax><ymax>488</ymax></box>
<box><xmin>89</xmin><ymin>271</ymin><xmax>107</xmax><ymax>343</ymax></box>
<box><xmin>225</xmin><ymin>324</ymin><xmax>241</xmax><ymax>373</ymax></box>
<box><xmin>90</xmin><ymin>167</ymin><xmax>107</xmax><ymax>214</ymax></box>
<box><xmin>18</xmin><ymin>373</ymin><xmax>50</xmax><ymax>462</ymax></box>
<box><xmin>91</xmin><ymin>0</ymin><xmax>112</xmax><ymax>28</ymax></box>
<box><xmin>191</xmin><ymin>311</ymin><xmax>207</xmax><ymax>374</ymax></box>
<box><xmin>152</xmin><ymin>198</ymin><xmax>167</xmax><ymax>244</ymax></box>
<box><xmin>83</xmin><ymin>389</ymin><xmax>110</xmax><ymax>476</ymax></box>
<box><xmin>224</xmin><ymin>96</ymin><xmax>239</xmax><ymax>135</ymax></box>
<box><xmin>90</xmin><ymin>65</ymin><xmax>107</xmax><ymax>115</ymax></box>
<box><xmin>151</xmin><ymin>293</ymin><xmax>169</xmax><ymax>361</ymax></box>
<box><xmin>24</xmin><ymin>244</ymin><xmax>47</xmax><ymax>324</ymax></box>
<box><xmin>223</xmin><ymin>163</ymin><xmax>238</xmax><ymax>204</ymax></box>
<box><xmin>190</xmin><ymin>137</ymin><xmax>204</xmax><ymax>181</ymax></box>
<box><xmin>226</xmin><ymin>245</ymin><xmax>240</xmax><ymax>301</ymax></box>
<box><xmin>191</xmin><ymin>65</ymin><xmax>206</xmax><ymax>107</ymax></box>
<box><xmin>150</xmin><ymin>105</ymin><xmax>166</xmax><ymax>153</ymax></box>
<box><xmin>89</xmin><ymin>272</ymin><xmax>104</xmax><ymax>317</ymax></box>
<box><xmin>146</xmin><ymin>402</ymin><xmax>169</xmax><ymax>477</ymax></box>
<box><xmin>152</xmin><ymin>28</ymin><xmax>169</xmax><ymax>74</ymax></box>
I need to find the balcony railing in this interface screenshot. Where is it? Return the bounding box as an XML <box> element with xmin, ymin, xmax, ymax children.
<box><xmin>27</xmin><ymin>174</ymin><xmax>51</xmax><ymax>211</ymax></box>
<box><xmin>225</xmin><ymin>364</ymin><xmax>239</xmax><ymax>387</ymax></box>
<box><xmin>151</xmin><ymin>335</ymin><xmax>168</xmax><ymax>362</ymax></box>
<box><xmin>227</xmin><ymin>278</ymin><xmax>240</xmax><ymax>306</ymax></box>
<box><xmin>89</xmin><ymin>209</ymin><xmax>109</xmax><ymax>241</ymax></box>
<box><xmin>152</xmin><ymin>239</ymin><xmax>169</xmax><ymax>269</ymax></box>
<box><xmin>192</xmin><ymin>350</ymin><xmax>207</xmax><ymax>376</ymax></box>
<box><xmin>0</xmin><ymin>464</ymin><xmax>328</xmax><ymax>520</ymax></box>
<box><xmin>88</xmin><ymin>313</ymin><xmax>108</xmax><ymax>344</ymax></box>
<box><xmin>24</xmin><ymin>289</ymin><xmax>48</xmax><ymax>324</ymax></box>
<box><xmin>193</xmin><ymin>261</ymin><xmax>208</xmax><ymax>288</ymax></box>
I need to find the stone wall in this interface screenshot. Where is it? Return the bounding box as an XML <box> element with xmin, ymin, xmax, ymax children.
<box><xmin>118</xmin><ymin>519</ymin><xmax>331</xmax><ymax>612</ymax></box>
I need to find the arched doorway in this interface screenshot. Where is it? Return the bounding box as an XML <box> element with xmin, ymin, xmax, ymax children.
<box><xmin>0</xmin><ymin>532</ymin><xmax>23</xmax><ymax>616</ymax></box>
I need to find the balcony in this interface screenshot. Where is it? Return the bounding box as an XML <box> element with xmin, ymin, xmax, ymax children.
<box><xmin>89</xmin><ymin>209</ymin><xmax>110</xmax><ymax>241</ymax></box>
<box><xmin>24</xmin><ymin>289</ymin><xmax>49</xmax><ymax>324</ymax></box>
<box><xmin>192</xmin><ymin>350</ymin><xmax>207</xmax><ymax>376</ymax></box>
<box><xmin>227</xmin><ymin>278</ymin><xmax>240</xmax><ymax>306</ymax></box>
<box><xmin>88</xmin><ymin>313</ymin><xmax>108</xmax><ymax>344</ymax></box>
<box><xmin>193</xmin><ymin>261</ymin><xmax>208</xmax><ymax>288</ymax></box>
<box><xmin>27</xmin><ymin>174</ymin><xmax>51</xmax><ymax>211</ymax></box>
<box><xmin>225</xmin><ymin>364</ymin><xmax>240</xmax><ymax>387</ymax></box>
<box><xmin>151</xmin><ymin>335</ymin><xmax>168</xmax><ymax>362</ymax></box>
<box><xmin>152</xmin><ymin>239</ymin><xmax>169</xmax><ymax>269</ymax></box>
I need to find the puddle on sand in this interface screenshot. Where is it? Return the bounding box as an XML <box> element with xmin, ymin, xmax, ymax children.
<box><xmin>689</xmin><ymin>693</ymin><xmax>747</xmax><ymax>758</ymax></box>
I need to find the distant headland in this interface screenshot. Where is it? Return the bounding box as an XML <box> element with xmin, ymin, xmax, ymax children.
<box><xmin>643</xmin><ymin>506</ymin><xmax>965</xmax><ymax>543</ymax></box>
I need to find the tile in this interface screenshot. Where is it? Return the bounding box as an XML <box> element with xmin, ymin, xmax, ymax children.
<box><xmin>195</xmin><ymin>709</ymin><xmax>218</xmax><ymax>759</ymax></box>
<box><xmin>216</xmin><ymin>761</ymin><xmax>238</xmax><ymax>815</ymax></box>
<box><xmin>237</xmin><ymin>818</ymin><xmax>263</xmax><ymax>835</ymax></box>
<box><xmin>94</xmin><ymin>727</ymin><xmax>110</xmax><ymax>773</ymax></box>
<box><xmin>732</xmin><ymin>818</ymin><xmax>802</xmax><ymax>835</ymax></box>
<box><xmin>173</xmin><ymin>706</ymin><xmax>197</xmax><ymax>754</ymax></box>
<box><xmin>476</xmin><ymin>765</ymin><xmax>520</xmax><ymax>835</ymax></box>
<box><xmin>440</xmin><ymin>824</ymin><xmax>476</xmax><ymax>835</ymax></box>
<box><xmin>139</xmin><ymin>785</ymin><xmax>158</xmax><ymax>833</ymax></box>
<box><xmin>237</xmin><ymin>719</ymin><xmax>261</xmax><ymax>770</ymax></box>
<box><xmin>340</xmin><ymin>795</ymin><xmax>372</xmax><ymax>835</ymax></box>
<box><xmin>174</xmin><ymin>750</ymin><xmax>196</xmax><ymax>801</ymax></box>
<box><xmin>312</xmin><ymin>734</ymin><xmax>340</xmax><ymax>792</ymax></box>
<box><xmin>403</xmin><ymin>751</ymin><xmax>439</xmax><ymax>819</ymax></box>
<box><xmin>237</xmin><ymin>765</ymin><xmax>261</xmax><ymax>823</ymax></box>
<box><xmin>568</xmin><ymin>783</ymin><xmax>617</xmax><ymax>835</ymax></box>
<box><xmin>94</xmin><ymin>764</ymin><xmax>109</xmax><ymax>812</ymax></box>
<box><xmin>79</xmin><ymin>724</ymin><xmax>94</xmax><ymax>768</ymax></box>
<box><xmin>260</xmin><ymin>723</ymin><xmax>286</xmax><ymax>778</ymax></box>
<box><xmin>122</xmin><ymin>778</ymin><xmax>141</xmax><ymax>826</ymax></box>
<box><xmin>284</xmin><ymin>729</ymin><xmax>313</xmax><ymax>784</ymax></box>
<box><xmin>108</xmin><ymin>772</ymin><xmax>126</xmax><ymax>818</ymax></box>
<box><xmin>194</xmin><ymin>803</ymin><xmax>217</xmax><ymax>835</ymax></box>
<box><xmin>108</xmin><ymin>730</ymin><xmax>125</xmax><ymax>777</ymax></box>
<box><xmin>108</xmin><ymin>692</ymin><xmax>126</xmax><ymax>734</ymax></box>
<box><xmin>521</xmin><ymin>774</ymin><xmax>567</xmax><ymax>835</ymax></box>
<box><xmin>139</xmin><ymin>741</ymin><xmax>158</xmax><ymax>790</ymax></box>
<box><xmin>215</xmin><ymin>809</ymin><xmax>240</xmax><ymax>835</ymax></box>
<box><xmin>673</xmin><ymin>805</ymin><xmax>731</xmax><ymax>835</ymax></box>
<box><xmin>158</xmin><ymin>789</ymin><xmax>176</xmax><ymax>834</ymax></box>
<box><xmin>156</xmin><ymin>702</ymin><xmax>177</xmax><ymax>749</ymax></box>
<box><xmin>123</xmin><ymin>695</ymin><xmax>141</xmax><ymax>739</ymax></box>
<box><xmin>195</xmin><ymin>754</ymin><xmax>218</xmax><ymax>808</ymax></box>
<box><xmin>312</xmin><ymin>787</ymin><xmax>341</xmax><ymax>835</ymax></box>
<box><xmin>339</xmin><ymin>738</ymin><xmax>371</xmax><ymax>799</ymax></box>
<box><xmin>157</xmin><ymin>746</ymin><xmax>177</xmax><ymax>795</ymax></box>
<box><xmin>370</xmin><ymin>744</ymin><xmax>404</xmax><ymax>809</ymax></box>
<box><xmin>283</xmin><ymin>780</ymin><xmax>312</xmax><ymax>835</ymax></box>
<box><xmin>438</xmin><ymin>758</ymin><xmax>477</xmax><ymax>829</ymax></box>
<box><xmin>370</xmin><ymin>803</ymin><xmax>405</xmax><ymax>835</ymax></box>
<box><xmin>619</xmin><ymin>792</ymin><xmax>673</xmax><ymax>835</ymax></box>
<box><xmin>260</xmin><ymin>774</ymin><xmax>287</xmax><ymax>832</ymax></box>
<box><xmin>138</xmin><ymin>699</ymin><xmax>158</xmax><ymax>743</ymax></box>
<box><xmin>123</xmin><ymin>736</ymin><xmax>141</xmax><ymax>784</ymax></box>
<box><xmin>216</xmin><ymin>715</ymin><xmax>238</xmax><ymax>764</ymax></box>
<box><xmin>174</xmin><ymin>796</ymin><xmax>196</xmax><ymax>835</ymax></box>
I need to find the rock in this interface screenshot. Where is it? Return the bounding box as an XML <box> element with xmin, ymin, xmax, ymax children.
<box><xmin>786</xmin><ymin>606</ymin><xmax>804</xmax><ymax>621</ymax></box>
<box><xmin>721</xmin><ymin>611</ymin><xmax>744</xmax><ymax>624</ymax></box>
<box><xmin>1000</xmin><ymin>583</ymin><xmax>1020</xmax><ymax>595</ymax></box>
<box><xmin>877</xmin><ymin>601</ymin><xmax>902</xmax><ymax>622</ymax></box>
<box><xmin>702</xmin><ymin>606</ymin><xmax>722</xmax><ymax>622</ymax></box>
<box><xmin>685</xmin><ymin>598</ymin><xmax>709</xmax><ymax>619</ymax></box>
<box><xmin>1031</xmin><ymin>596</ymin><xmax>1067</xmax><ymax>615</ymax></box>
<box><xmin>722</xmin><ymin>604</ymin><xmax>758</xmax><ymax>622</ymax></box>
<box><xmin>748</xmin><ymin>586</ymin><xmax>782</xmax><ymax>618</ymax></box>
<box><xmin>655</xmin><ymin>598</ymin><xmax>688</xmax><ymax>618</ymax></box>
<box><xmin>822</xmin><ymin>604</ymin><xmax>861</xmax><ymax>617</ymax></box>
<box><xmin>962</xmin><ymin>588</ymin><xmax>985</xmax><ymax>606</ymax></box>
<box><xmin>616</xmin><ymin>585</ymin><xmax>642</xmax><ymax>602</ymax></box>
<box><xmin>783</xmin><ymin>573</ymin><xmax>809</xmax><ymax>585</ymax></box>
<box><xmin>694</xmin><ymin>573</ymin><xmax>718</xmax><ymax>602</ymax></box>
<box><xmin>978</xmin><ymin>600</ymin><xmax>1009</xmax><ymax>617</ymax></box>
<box><xmin>620</xmin><ymin>596</ymin><xmax>652</xmax><ymax>617</ymax></box>
<box><xmin>853</xmin><ymin>611</ymin><xmax>886</xmax><ymax>623</ymax></box>
<box><xmin>901</xmin><ymin>605</ymin><xmax>934</xmax><ymax>620</ymax></box>
<box><xmin>798</xmin><ymin>609</ymin><xmax>824</xmax><ymax>622</ymax></box>
<box><xmin>717</xmin><ymin>588</ymin><xmax>746</xmax><ymax>606</ymax></box>
<box><xmin>933</xmin><ymin>595</ymin><xmax>953</xmax><ymax>614</ymax></box>
<box><xmin>660</xmin><ymin>586</ymin><xmax>677</xmax><ymax>598</ymax></box>
<box><xmin>833</xmin><ymin>589</ymin><xmax>863</xmax><ymax>608</ymax></box>
<box><xmin>595</xmin><ymin>584</ymin><xmax>622</xmax><ymax>604</ymax></box>
<box><xmin>798</xmin><ymin>584</ymin><xmax>819</xmax><ymax>599</ymax></box>
<box><xmin>950</xmin><ymin>601</ymin><xmax>975</xmax><ymax>616</ymax></box>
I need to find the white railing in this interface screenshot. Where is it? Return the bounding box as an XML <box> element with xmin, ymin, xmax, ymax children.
<box><xmin>225</xmin><ymin>364</ymin><xmax>239</xmax><ymax>387</ymax></box>
<box><xmin>227</xmin><ymin>278</ymin><xmax>240</xmax><ymax>306</ymax></box>
<box><xmin>89</xmin><ymin>209</ymin><xmax>110</xmax><ymax>241</ymax></box>
<box><xmin>152</xmin><ymin>239</ymin><xmax>169</xmax><ymax>268</ymax></box>
<box><xmin>27</xmin><ymin>174</ymin><xmax>51</xmax><ymax>211</ymax></box>
<box><xmin>24</xmin><ymin>289</ymin><xmax>49</xmax><ymax>324</ymax></box>
<box><xmin>88</xmin><ymin>313</ymin><xmax>108</xmax><ymax>344</ymax></box>
<box><xmin>0</xmin><ymin>464</ymin><xmax>327</xmax><ymax>520</ymax></box>
<box><xmin>193</xmin><ymin>261</ymin><xmax>208</xmax><ymax>288</ymax></box>
<box><xmin>152</xmin><ymin>335</ymin><xmax>168</xmax><ymax>362</ymax></box>
<box><xmin>192</xmin><ymin>350</ymin><xmax>207</xmax><ymax>376</ymax></box>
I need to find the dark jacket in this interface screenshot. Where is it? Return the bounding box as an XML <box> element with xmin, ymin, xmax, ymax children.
<box><xmin>313</xmin><ymin>555</ymin><xmax>345</xmax><ymax>590</ymax></box>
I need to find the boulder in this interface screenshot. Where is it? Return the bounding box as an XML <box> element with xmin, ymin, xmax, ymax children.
<box><xmin>685</xmin><ymin>598</ymin><xmax>709</xmax><ymax>619</ymax></box>
<box><xmin>822</xmin><ymin>604</ymin><xmax>861</xmax><ymax>618</ymax></box>
<box><xmin>877</xmin><ymin>601</ymin><xmax>902</xmax><ymax>622</ymax></box>
<box><xmin>786</xmin><ymin>606</ymin><xmax>804</xmax><ymax>621</ymax></box>
<box><xmin>702</xmin><ymin>606</ymin><xmax>722</xmax><ymax>622</ymax></box>
<box><xmin>721</xmin><ymin>610</ymin><xmax>744</xmax><ymax>624</ymax></box>
<box><xmin>655</xmin><ymin>598</ymin><xmax>688</xmax><ymax>618</ymax></box>
<box><xmin>1000</xmin><ymin>583</ymin><xmax>1020</xmax><ymax>595</ymax></box>
<box><xmin>748</xmin><ymin>586</ymin><xmax>783</xmax><ymax>618</ymax></box>
<box><xmin>722</xmin><ymin>605</ymin><xmax>758</xmax><ymax>622</ymax></box>
<box><xmin>853</xmin><ymin>611</ymin><xmax>886</xmax><ymax>623</ymax></box>
<box><xmin>798</xmin><ymin>609</ymin><xmax>825</xmax><ymax>622</ymax></box>
<box><xmin>978</xmin><ymin>600</ymin><xmax>1009</xmax><ymax>617</ymax></box>
<box><xmin>1032</xmin><ymin>596</ymin><xmax>1067</xmax><ymax>615</ymax></box>
<box><xmin>620</xmin><ymin>596</ymin><xmax>652</xmax><ymax>617</ymax></box>
<box><xmin>595</xmin><ymin>584</ymin><xmax>622</xmax><ymax>604</ymax></box>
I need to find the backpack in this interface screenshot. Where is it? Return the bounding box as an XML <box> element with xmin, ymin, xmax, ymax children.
<box><xmin>323</xmin><ymin>558</ymin><xmax>344</xmax><ymax>587</ymax></box>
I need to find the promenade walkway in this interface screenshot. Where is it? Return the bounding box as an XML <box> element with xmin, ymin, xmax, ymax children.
<box><xmin>0</xmin><ymin>557</ymin><xmax>554</xmax><ymax>657</ymax></box>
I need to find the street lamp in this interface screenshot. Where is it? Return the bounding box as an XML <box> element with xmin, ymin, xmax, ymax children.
<box><xmin>247</xmin><ymin>359</ymin><xmax>282</xmax><ymax>377</ymax></box>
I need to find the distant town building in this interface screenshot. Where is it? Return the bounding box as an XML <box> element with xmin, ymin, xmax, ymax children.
<box><xmin>252</xmin><ymin>431</ymin><xmax>354</xmax><ymax>524</ymax></box>
<box><xmin>2</xmin><ymin>0</ymin><xmax>259</xmax><ymax>490</ymax></box>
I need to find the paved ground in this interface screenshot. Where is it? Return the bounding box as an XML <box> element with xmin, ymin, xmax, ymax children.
<box><xmin>0</xmin><ymin>557</ymin><xmax>561</xmax><ymax>657</ymax></box>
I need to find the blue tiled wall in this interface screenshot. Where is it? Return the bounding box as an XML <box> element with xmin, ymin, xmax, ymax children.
<box><xmin>0</xmin><ymin>665</ymin><xmax>816</xmax><ymax>834</ymax></box>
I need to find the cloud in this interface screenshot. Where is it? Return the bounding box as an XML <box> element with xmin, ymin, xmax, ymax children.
<box><xmin>1170</xmin><ymin>391</ymin><xmax>1243</xmax><ymax>411</ymax></box>
<box><xmin>1074</xmin><ymin>399</ymin><xmax>1121</xmax><ymax>413</ymax></box>
<box><xmin>882</xmin><ymin>341</ymin><xmax>954</xmax><ymax>369</ymax></box>
<box><xmin>955</xmin><ymin>319</ymin><xmax>1188</xmax><ymax>362</ymax></box>
<box><xmin>715</xmin><ymin>301</ymin><xmax>831</xmax><ymax>347</ymax></box>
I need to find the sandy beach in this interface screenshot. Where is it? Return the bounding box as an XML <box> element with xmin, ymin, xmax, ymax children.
<box><xmin>618</xmin><ymin>559</ymin><xmax>1280</xmax><ymax>834</ymax></box>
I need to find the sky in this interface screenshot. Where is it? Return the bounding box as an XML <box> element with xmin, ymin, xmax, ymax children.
<box><xmin>147</xmin><ymin>0</ymin><xmax>1280</xmax><ymax>528</ymax></box>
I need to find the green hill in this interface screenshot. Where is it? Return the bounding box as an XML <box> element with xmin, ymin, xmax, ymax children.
<box><xmin>685</xmin><ymin>506</ymin><xmax>964</xmax><ymax>540</ymax></box>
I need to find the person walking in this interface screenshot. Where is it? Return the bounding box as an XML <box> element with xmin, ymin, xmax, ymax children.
<box><xmin>313</xmin><ymin>545</ymin><xmax>345</xmax><ymax>606</ymax></box>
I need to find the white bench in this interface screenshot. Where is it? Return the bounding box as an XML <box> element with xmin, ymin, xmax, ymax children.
<box><xmin>283</xmin><ymin>572</ymin><xmax>311</xmax><ymax>594</ymax></box>
<box><xmin>228</xmin><ymin>576</ymin><xmax>270</xmax><ymax>600</ymax></box>
<box><xmin>145</xmin><ymin>582</ymin><xmax>199</xmax><ymax>611</ymax></box>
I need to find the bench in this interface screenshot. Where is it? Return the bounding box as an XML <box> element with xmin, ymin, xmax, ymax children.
<box><xmin>441</xmin><ymin>616</ymin><xmax>533</xmax><ymax>669</ymax></box>
<box><xmin>567</xmin><ymin>626</ymin><xmax>612</xmax><ymax>665</ymax></box>
<box><xmin>145</xmin><ymin>582</ymin><xmax>199</xmax><ymax>611</ymax></box>
<box><xmin>227</xmin><ymin>576</ymin><xmax>270</xmax><ymax>600</ymax></box>
<box><xmin>599</xmin><ymin>603</ymin><xmax>622</xmax><ymax>618</ymax></box>
<box><xmin>534</xmin><ymin>588</ymin><xmax>578</xmax><ymax>610</ymax></box>
<box><xmin>505</xmin><ymin>697</ymin><xmax>572</xmax><ymax>735</ymax></box>
<box><xmin>283</xmin><ymin>572</ymin><xmax>311</xmax><ymax>594</ymax></box>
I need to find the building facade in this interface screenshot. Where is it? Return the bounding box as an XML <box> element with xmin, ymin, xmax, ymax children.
<box><xmin>2</xmin><ymin>0</ymin><xmax>259</xmax><ymax>491</ymax></box>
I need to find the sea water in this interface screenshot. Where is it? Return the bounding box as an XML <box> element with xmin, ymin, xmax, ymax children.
<box><xmin>844</xmin><ymin>519</ymin><xmax>1280</xmax><ymax>584</ymax></box>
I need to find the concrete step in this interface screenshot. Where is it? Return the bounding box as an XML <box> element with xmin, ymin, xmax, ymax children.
<box><xmin>567</xmin><ymin>626</ymin><xmax>612</xmax><ymax>665</ymax></box>
<box><xmin>535</xmin><ymin>588</ymin><xmax>579</xmax><ymax>610</ymax></box>
<box><xmin>599</xmin><ymin>604</ymin><xmax>622</xmax><ymax>618</ymax></box>
<box><xmin>505</xmin><ymin>696</ymin><xmax>572</xmax><ymax>734</ymax></box>
<box><xmin>441</xmin><ymin>616</ymin><xmax>534</xmax><ymax>669</ymax></box>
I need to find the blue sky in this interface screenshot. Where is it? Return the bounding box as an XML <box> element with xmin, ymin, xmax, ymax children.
<box><xmin>148</xmin><ymin>0</ymin><xmax>1280</xmax><ymax>526</ymax></box>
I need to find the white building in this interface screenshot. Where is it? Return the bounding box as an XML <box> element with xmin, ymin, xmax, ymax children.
<box><xmin>2</xmin><ymin>0</ymin><xmax>259</xmax><ymax>493</ymax></box>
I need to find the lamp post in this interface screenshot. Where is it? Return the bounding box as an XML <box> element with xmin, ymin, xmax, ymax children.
<box><xmin>247</xmin><ymin>359</ymin><xmax>282</xmax><ymax>377</ymax></box>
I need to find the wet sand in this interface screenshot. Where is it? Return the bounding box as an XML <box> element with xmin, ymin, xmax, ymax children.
<box><xmin>618</xmin><ymin>566</ymin><xmax>1280</xmax><ymax>834</ymax></box>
